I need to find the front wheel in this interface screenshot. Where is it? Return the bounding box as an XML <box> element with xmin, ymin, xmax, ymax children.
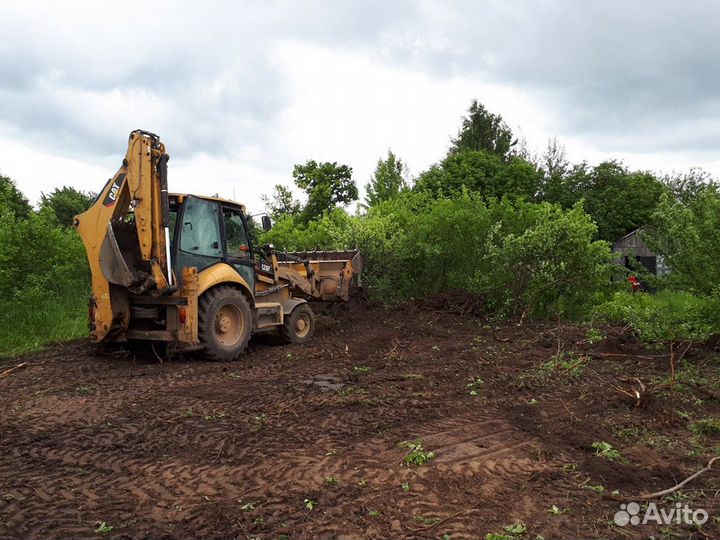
<box><xmin>280</xmin><ymin>303</ymin><xmax>315</xmax><ymax>344</ymax></box>
<box><xmin>198</xmin><ymin>286</ymin><xmax>252</xmax><ymax>361</ymax></box>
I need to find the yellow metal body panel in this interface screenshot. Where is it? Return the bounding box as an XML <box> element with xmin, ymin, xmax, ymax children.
<box><xmin>74</xmin><ymin>130</ymin><xmax>360</xmax><ymax>349</ymax></box>
<box><xmin>197</xmin><ymin>263</ymin><xmax>253</xmax><ymax>299</ymax></box>
<box><xmin>75</xmin><ymin>132</ymin><xmax>169</xmax><ymax>340</ymax></box>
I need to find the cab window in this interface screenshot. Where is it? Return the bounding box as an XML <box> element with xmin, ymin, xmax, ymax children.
<box><xmin>222</xmin><ymin>207</ymin><xmax>251</xmax><ymax>259</ymax></box>
<box><xmin>179</xmin><ymin>196</ymin><xmax>223</xmax><ymax>258</ymax></box>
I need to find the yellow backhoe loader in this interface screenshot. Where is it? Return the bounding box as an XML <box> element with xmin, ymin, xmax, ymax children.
<box><xmin>74</xmin><ymin>130</ymin><xmax>361</xmax><ymax>360</ymax></box>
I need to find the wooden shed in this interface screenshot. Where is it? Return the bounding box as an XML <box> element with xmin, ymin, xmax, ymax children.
<box><xmin>612</xmin><ymin>228</ymin><xmax>669</xmax><ymax>277</ymax></box>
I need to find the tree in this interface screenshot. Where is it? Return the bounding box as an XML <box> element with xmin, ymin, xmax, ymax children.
<box><xmin>579</xmin><ymin>161</ymin><xmax>667</xmax><ymax>242</ymax></box>
<box><xmin>261</xmin><ymin>184</ymin><xmax>301</xmax><ymax>220</ymax></box>
<box><xmin>365</xmin><ymin>150</ymin><xmax>407</xmax><ymax>207</ymax></box>
<box><xmin>538</xmin><ymin>137</ymin><xmax>573</xmax><ymax>206</ymax></box>
<box><xmin>0</xmin><ymin>173</ymin><xmax>31</xmax><ymax>220</ymax></box>
<box><xmin>449</xmin><ymin>100</ymin><xmax>515</xmax><ymax>158</ymax></box>
<box><xmin>292</xmin><ymin>160</ymin><xmax>358</xmax><ymax>222</ymax></box>
<box><xmin>40</xmin><ymin>186</ymin><xmax>95</xmax><ymax>227</ymax></box>
<box><xmin>644</xmin><ymin>186</ymin><xmax>720</xmax><ymax>295</ymax></box>
<box><xmin>662</xmin><ymin>168</ymin><xmax>717</xmax><ymax>205</ymax></box>
<box><xmin>414</xmin><ymin>150</ymin><xmax>541</xmax><ymax>200</ymax></box>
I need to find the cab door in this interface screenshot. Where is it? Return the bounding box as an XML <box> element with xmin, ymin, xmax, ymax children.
<box><xmin>220</xmin><ymin>206</ymin><xmax>256</xmax><ymax>291</ymax></box>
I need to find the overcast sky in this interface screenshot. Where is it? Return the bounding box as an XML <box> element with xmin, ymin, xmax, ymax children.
<box><xmin>1</xmin><ymin>0</ymin><xmax>719</xmax><ymax>210</ymax></box>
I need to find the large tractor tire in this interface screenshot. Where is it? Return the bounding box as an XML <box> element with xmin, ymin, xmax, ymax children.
<box><xmin>198</xmin><ymin>286</ymin><xmax>252</xmax><ymax>361</ymax></box>
<box><xmin>280</xmin><ymin>303</ymin><xmax>315</xmax><ymax>344</ymax></box>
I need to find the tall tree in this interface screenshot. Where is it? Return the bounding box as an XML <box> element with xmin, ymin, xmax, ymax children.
<box><xmin>365</xmin><ymin>150</ymin><xmax>407</xmax><ymax>207</ymax></box>
<box><xmin>0</xmin><ymin>173</ymin><xmax>31</xmax><ymax>220</ymax></box>
<box><xmin>579</xmin><ymin>161</ymin><xmax>667</xmax><ymax>241</ymax></box>
<box><xmin>662</xmin><ymin>168</ymin><xmax>717</xmax><ymax>205</ymax></box>
<box><xmin>261</xmin><ymin>184</ymin><xmax>301</xmax><ymax>219</ymax></box>
<box><xmin>40</xmin><ymin>186</ymin><xmax>95</xmax><ymax>227</ymax></box>
<box><xmin>414</xmin><ymin>150</ymin><xmax>541</xmax><ymax>200</ymax></box>
<box><xmin>538</xmin><ymin>137</ymin><xmax>572</xmax><ymax>205</ymax></box>
<box><xmin>293</xmin><ymin>160</ymin><xmax>358</xmax><ymax>222</ymax></box>
<box><xmin>449</xmin><ymin>100</ymin><xmax>515</xmax><ymax>158</ymax></box>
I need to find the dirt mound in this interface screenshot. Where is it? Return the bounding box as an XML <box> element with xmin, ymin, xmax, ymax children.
<box><xmin>0</xmin><ymin>301</ymin><xmax>718</xmax><ymax>539</ymax></box>
<box><xmin>414</xmin><ymin>288</ymin><xmax>487</xmax><ymax>317</ymax></box>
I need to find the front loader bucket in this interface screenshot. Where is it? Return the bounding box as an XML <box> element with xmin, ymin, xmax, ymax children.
<box><xmin>276</xmin><ymin>250</ymin><xmax>362</xmax><ymax>301</ymax></box>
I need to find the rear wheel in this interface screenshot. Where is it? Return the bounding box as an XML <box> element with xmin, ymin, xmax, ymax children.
<box><xmin>198</xmin><ymin>286</ymin><xmax>252</xmax><ymax>361</ymax></box>
<box><xmin>280</xmin><ymin>303</ymin><xmax>315</xmax><ymax>344</ymax></box>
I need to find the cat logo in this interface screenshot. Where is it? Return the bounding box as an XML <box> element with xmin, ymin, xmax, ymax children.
<box><xmin>102</xmin><ymin>174</ymin><xmax>125</xmax><ymax>207</ymax></box>
<box><xmin>260</xmin><ymin>262</ymin><xmax>273</xmax><ymax>274</ymax></box>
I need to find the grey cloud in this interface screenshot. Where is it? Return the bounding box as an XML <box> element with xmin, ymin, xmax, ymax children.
<box><xmin>377</xmin><ymin>1</ymin><xmax>720</xmax><ymax>155</ymax></box>
<box><xmin>0</xmin><ymin>0</ymin><xmax>422</xmax><ymax>161</ymax></box>
<box><xmin>0</xmin><ymin>0</ymin><xmax>718</xmax><ymax>166</ymax></box>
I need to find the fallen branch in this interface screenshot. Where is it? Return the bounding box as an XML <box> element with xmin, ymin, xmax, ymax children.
<box><xmin>636</xmin><ymin>457</ymin><xmax>719</xmax><ymax>500</ymax></box>
<box><xmin>0</xmin><ymin>362</ymin><xmax>28</xmax><ymax>379</ymax></box>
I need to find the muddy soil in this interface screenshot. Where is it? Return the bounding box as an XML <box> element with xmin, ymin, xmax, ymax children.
<box><xmin>1</xmin><ymin>295</ymin><xmax>719</xmax><ymax>539</ymax></box>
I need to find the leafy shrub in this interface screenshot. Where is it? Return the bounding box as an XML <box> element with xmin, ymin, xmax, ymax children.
<box><xmin>0</xmin><ymin>207</ymin><xmax>90</xmax><ymax>356</ymax></box>
<box><xmin>645</xmin><ymin>186</ymin><xmax>720</xmax><ymax>295</ymax></box>
<box><xmin>263</xmin><ymin>191</ymin><xmax>613</xmax><ymax>319</ymax></box>
<box><xmin>470</xmin><ymin>202</ymin><xmax>612</xmax><ymax>319</ymax></box>
<box><xmin>598</xmin><ymin>291</ymin><xmax>719</xmax><ymax>343</ymax></box>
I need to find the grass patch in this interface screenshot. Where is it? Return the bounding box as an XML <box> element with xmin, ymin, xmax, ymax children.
<box><xmin>689</xmin><ymin>418</ymin><xmax>720</xmax><ymax>437</ymax></box>
<box><xmin>0</xmin><ymin>296</ymin><xmax>87</xmax><ymax>358</ymax></box>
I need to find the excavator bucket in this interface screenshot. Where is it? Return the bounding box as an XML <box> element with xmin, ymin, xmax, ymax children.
<box><xmin>276</xmin><ymin>250</ymin><xmax>362</xmax><ymax>301</ymax></box>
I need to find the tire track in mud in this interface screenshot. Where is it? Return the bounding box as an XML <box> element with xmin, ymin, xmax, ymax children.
<box><xmin>2</xmin><ymin>302</ymin><xmax>709</xmax><ymax>539</ymax></box>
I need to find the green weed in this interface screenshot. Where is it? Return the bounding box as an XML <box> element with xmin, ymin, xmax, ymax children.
<box><xmin>591</xmin><ymin>441</ymin><xmax>628</xmax><ymax>463</ymax></box>
<box><xmin>689</xmin><ymin>418</ymin><xmax>720</xmax><ymax>436</ymax></box>
<box><xmin>398</xmin><ymin>440</ymin><xmax>435</xmax><ymax>466</ymax></box>
<box><xmin>94</xmin><ymin>521</ymin><xmax>113</xmax><ymax>534</ymax></box>
<box><xmin>467</xmin><ymin>376</ymin><xmax>485</xmax><ymax>396</ymax></box>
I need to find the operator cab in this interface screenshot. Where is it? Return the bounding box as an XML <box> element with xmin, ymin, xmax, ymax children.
<box><xmin>168</xmin><ymin>194</ymin><xmax>271</xmax><ymax>289</ymax></box>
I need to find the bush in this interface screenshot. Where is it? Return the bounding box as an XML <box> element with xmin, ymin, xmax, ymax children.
<box><xmin>598</xmin><ymin>290</ymin><xmax>719</xmax><ymax>344</ymax></box>
<box><xmin>0</xmin><ymin>208</ymin><xmax>90</xmax><ymax>356</ymax></box>
<box><xmin>471</xmin><ymin>202</ymin><xmax>613</xmax><ymax>319</ymax></box>
<box><xmin>263</xmin><ymin>191</ymin><xmax>613</xmax><ymax>319</ymax></box>
<box><xmin>645</xmin><ymin>186</ymin><xmax>720</xmax><ymax>295</ymax></box>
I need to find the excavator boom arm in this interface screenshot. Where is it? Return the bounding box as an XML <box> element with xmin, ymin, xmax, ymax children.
<box><xmin>74</xmin><ymin>130</ymin><xmax>172</xmax><ymax>341</ymax></box>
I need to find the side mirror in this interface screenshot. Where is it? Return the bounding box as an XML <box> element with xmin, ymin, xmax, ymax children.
<box><xmin>261</xmin><ymin>215</ymin><xmax>272</xmax><ymax>232</ymax></box>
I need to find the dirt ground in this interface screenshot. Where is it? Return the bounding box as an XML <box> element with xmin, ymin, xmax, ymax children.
<box><xmin>1</xmin><ymin>293</ymin><xmax>719</xmax><ymax>539</ymax></box>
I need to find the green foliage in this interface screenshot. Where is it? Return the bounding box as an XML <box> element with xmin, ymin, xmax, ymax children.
<box><xmin>261</xmin><ymin>184</ymin><xmax>301</xmax><ymax>220</ymax></box>
<box><xmin>536</xmin><ymin>156</ymin><xmax>668</xmax><ymax>241</ymax></box>
<box><xmin>645</xmin><ymin>187</ymin><xmax>720</xmax><ymax>295</ymax></box>
<box><xmin>292</xmin><ymin>160</ymin><xmax>358</xmax><ymax>222</ymax></box>
<box><xmin>0</xmin><ymin>207</ymin><xmax>89</xmax><ymax>356</ymax></box>
<box><xmin>688</xmin><ymin>418</ymin><xmax>720</xmax><ymax>437</ymax></box>
<box><xmin>0</xmin><ymin>173</ymin><xmax>31</xmax><ymax>220</ymax></box>
<box><xmin>261</xmin><ymin>208</ymin><xmax>354</xmax><ymax>251</ymax></box>
<box><xmin>471</xmin><ymin>202</ymin><xmax>612</xmax><ymax>318</ymax></box>
<box><xmin>485</xmin><ymin>522</ymin><xmax>527</xmax><ymax>540</ymax></box>
<box><xmin>264</xmin><ymin>191</ymin><xmax>612</xmax><ymax>319</ymax></box>
<box><xmin>40</xmin><ymin>186</ymin><xmax>95</xmax><ymax>228</ymax></box>
<box><xmin>598</xmin><ymin>291</ymin><xmax>719</xmax><ymax>343</ymax></box>
<box><xmin>591</xmin><ymin>441</ymin><xmax>628</xmax><ymax>463</ymax></box>
<box><xmin>578</xmin><ymin>161</ymin><xmax>667</xmax><ymax>241</ymax></box>
<box><xmin>662</xmin><ymin>168</ymin><xmax>717</xmax><ymax>205</ymax></box>
<box><xmin>450</xmin><ymin>100</ymin><xmax>514</xmax><ymax>158</ymax></box>
<box><xmin>415</xmin><ymin>150</ymin><xmax>541</xmax><ymax>200</ymax></box>
<box><xmin>365</xmin><ymin>150</ymin><xmax>407</xmax><ymax>207</ymax></box>
<box><xmin>398</xmin><ymin>439</ymin><xmax>435</xmax><ymax>466</ymax></box>
<box><xmin>94</xmin><ymin>521</ymin><xmax>113</xmax><ymax>534</ymax></box>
